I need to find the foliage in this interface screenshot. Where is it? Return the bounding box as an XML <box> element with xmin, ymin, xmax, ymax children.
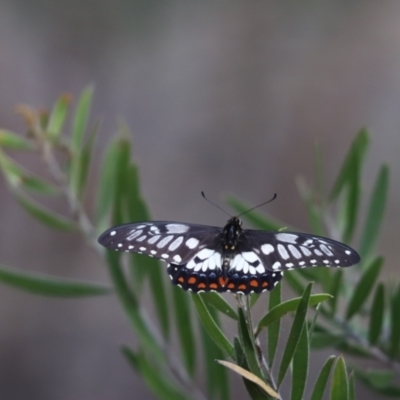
<box><xmin>0</xmin><ymin>88</ymin><xmax>395</xmax><ymax>399</ymax></box>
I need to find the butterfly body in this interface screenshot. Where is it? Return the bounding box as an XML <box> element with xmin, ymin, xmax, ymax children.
<box><xmin>98</xmin><ymin>218</ymin><xmax>360</xmax><ymax>294</ymax></box>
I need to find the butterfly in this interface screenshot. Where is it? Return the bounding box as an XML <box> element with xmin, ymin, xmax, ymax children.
<box><xmin>98</xmin><ymin>216</ymin><xmax>360</xmax><ymax>294</ymax></box>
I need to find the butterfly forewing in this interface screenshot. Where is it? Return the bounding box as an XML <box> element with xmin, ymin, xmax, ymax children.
<box><xmin>241</xmin><ymin>230</ymin><xmax>361</xmax><ymax>272</ymax></box>
<box><xmin>98</xmin><ymin>222</ymin><xmax>222</xmax><ymax>265</ymax></box>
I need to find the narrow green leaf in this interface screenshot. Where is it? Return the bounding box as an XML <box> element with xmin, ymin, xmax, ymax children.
<box><xmin>0</xmin><ymin>152</ymin><xmax>58</xmax><ymax>195</ymax></box>
<box><xmin>330</xmin><ymin>356</ymin><xmax>348</xmax><ymax>400</ymax></box>
<box><xmin>277</xmin><ymin>283</ymin><xmax>312</xmax><ymax>387</ymax></box>
<box><xmin>69</xmin><ymin>125</ymin><xmax>98</xmax><ymax>200</ymax></box>
<box><xmin>359</xmin><ymin>164</ymin><xmax>389</xmax><ymax>258</ymax></box>
<box><xmin>348</xmin><ymin>372</ymin><xmax>356</xmax><ymax>400</ymax></box>
<box><xmin>0</xmin><ymin>263</ymin><xmax>111</xmax><ymax>297</ymax></box>
<box><xmin>291</xmin><ymin>323</ymin><xmax>309</xmax><ymax>400</ymax></box>
<box><xmin>234</xmin><ymin>338</ymin><xmax>270</xmax><ymax>400</ymax></box>
<box><xmin>71</xmin><ymin>86</ymin><xmax>93</xmax><ymax>153</ymax></box>
<box><xmin>342</xmin><ymin>170</ymin><xmax>360</xmax><ymax>243</ymax></box>
<box><xmin>238</xmin><ymin>307</ymin><xmax>264</xmax><ymax>380</ymax></box>
<box><xmin>345</xmin><ymin>257</ymin><xmax>383</xmax><ymax>320</ymax></box>
<box><xmin>389</xmin><ymin>283</ymin><xmax>400</xmax><ymax>357</ymax></box>
<box><xmin>368</xmin><ymin>283</ymin><xmax>385</xmax><ymax>345</ymax></box>
<box><xmin>122</xmin><ymin>346</ymin><xmax>189</xmax><ymax>400</ymax></box>
<box><xmin>310</xmin><ymin>356</ymin><xmax>335</xmax><ymax>400</ymax></box>
<box><xmin>95</xmin><ymin>137</ymin><xmax>125</xmax><ymax>229</ymax></box>
<box><xmin>225</xmin><ymin>195</ymin><xmax>285</xmax><ymax>231</ymax></box>
<box><xmin>256</xmin><ymin>293</ymin><xmax>332</xmax><ymax>336</ymax></box>
<box><xmin>106</xmin><ymin>251</ymin><xmax>164</xmax><ymax>361</ymax></box>
<box><xmin>16</xmin><ymin>192</ymin><xmax>76</xmax><ymax>231</ymax></box>
<box><xmin>330</xmin><ymin>129</ymin><xmax>369</xmax><ymax>200</ymax></box>
<box><xmin>267</xmin><ymin>281</ymin><xmax>281</xmax><ymax>367</ymax></box>
<box><xmin>310</xmin><ymin>332</ymin><xmax>345</xmax><ymax>349</ymax></box>
<box><xmin>172</xmin><ymin>287</ymin><xmax>196</xmax><ymax>377</ymax></box>
<box><xmin>200</xmin><ymin>292</ymin><xmax>238</xmax><ymax>320</ymax></box>
<box><xmin>47</xmin><ymin>93</ymin><xmax>71</xmax><ymax>140</ymax></box>
<box><xmin>250</xmin><ymin>293</ymin><xmax>261</xmax><ymax>308</ymax></box>
<box><xmin>192</xmin><ymin>293</ymin><xmax>235</xmax><ymax>358</ymax></box>
<box><xmin>296</xmin><ymin>176</ymin><xmax>325</xmax><ymax>236</ymax></box>
<box><xmin>0</xmin><ymin>129</ymin><xmax>33</xmax><ymax>150</ymax></box>
<box><xmin>200</xmin><ymin>309</ymin><xmax>230</xmax><ymax>400</ymax></box>
<box><xmin>328</xmin><ymin>269</ymin><xmax>343</xmax><ymax>315</ymax></box>
<box><xmin>354</xmin><ymin>368</ymin><xmax>400</xmax><ymax>395</ymax></box>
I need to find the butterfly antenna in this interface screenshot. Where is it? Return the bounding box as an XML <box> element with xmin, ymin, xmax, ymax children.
<box><xmin>238</xmin><ymin>193</ymin><xmax>277</xmax><ymax>217</ymax></box>
<box><xmin>201</xmin><ymin>191</ymin><xmax>232</xmax><ymax>217</ymax></box>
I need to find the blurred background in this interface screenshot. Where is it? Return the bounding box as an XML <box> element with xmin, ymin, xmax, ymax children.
<box><xmin>0</xmin><ymin>1</ymin><xmax>399</xmax><ymax>399</ymax></box>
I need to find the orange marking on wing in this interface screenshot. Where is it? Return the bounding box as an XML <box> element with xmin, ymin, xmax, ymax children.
<box><xmin>250</xmin><ymin>279</ymin><xmax>258</xmax><ymax>287</ymax></box>
<box><xmin>209</xmin><ymin>283</ymin><xmax>218</xmax><ymax>290</ymax></box>
<box><xmin>227</xmin><ymin>283</ymin><xmax>235</xmax><ymax>289</ymax></box>
<box><xmin>219</xmin><ymin>277</ymin><xmax>227</xmax><ymax>287</ymax></box>
<box><xmin>238</xmin><ymin>284</ymin><xmax>247</xmax><ymax>291</ymax></box>
<box><xmin>178</xmin><ymin>277</ymin><xmax>185</xmax><ymax>283</ymax></box>
<box><xmin>262</xmin><ymin>281</ymin><xmax>268</xmax><ymax>288</ymax></box>
<box><xmin>198</xmin><ymin>282</ymin><xmax>206</xmax><ymax>289</ymax></box>
<box><xmin>188</xmin><ymin>277</ymin><xmax>196</xmax><ymax>284</ymax></box>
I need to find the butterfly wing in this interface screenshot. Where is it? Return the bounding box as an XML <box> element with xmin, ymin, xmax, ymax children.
<box><xmin>238</xmin><ymin>230</ymin><xmax>360</xmax><ymax>272</ymax></box>
<box><xmin>98</xmin><ymin>221</ymin><xmax>222</xmax><ymax>265</ymax></box>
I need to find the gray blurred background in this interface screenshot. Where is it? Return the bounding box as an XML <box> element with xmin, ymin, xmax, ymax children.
<box><xmin>0</xmin><ymin>1</ymin><xmax>399</xmax><ymax>399</ymax></box>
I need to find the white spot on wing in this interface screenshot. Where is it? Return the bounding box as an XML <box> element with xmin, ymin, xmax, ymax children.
<box><xmin>261</xmin><ymin>244</ymin><xmax>275</xmax><ymax>254</ymax></box>
<box><xmin>314</xmin><ymin>249</ymin><xmax>323</xmax><ymax>256</ymax></box>
<box><xmin>173</xmin><ymin>254</ymin><xmax>182</xmax><ymax>263</ymax></box>
<box><xmin>168</xmin><ymin>236</ymin><xmax>183</xmax><ymax>251</ymax></box>
<box><xmin>186</xmin><ymin>238</ymin><xmax>199</xmax><ymax>249</ymax></box>
<box><xmin>320</xmin><ymin>244</ymin><xmax>333</xmax><ymax>256</ymax></box>
<box><xmin>139</xmin><ymin>247</ymin><xmax>146</xmax><ymax>251</ymax></box>
<box><xmin>300</xmin><ymin>246</ymin><xmax>312</xmax><ymax>256</ymax></box>
<box><xmin>276</xmin><ymin>233</ymin><xmax>298</xmax><ymax>244</ymax></box>
<box><xmin>157</xmin><ymin>235</ymin><xmax>174</xmax><ymax>248</ymax></box>
<box><xmin>161</xmin><ymin>254</ymin><xmax>169</xmax><ymax>259</ymax></box>
<box><xmin>127</xmin><ymin>230</ymin><xmax>143</xmax><ymax>240</ymax></box>
<box><xmin>110</xmin><ymin>231</ymin><xmax>116</xmax><ymax>236</ymax></box>
<box><xmin>150</xmin><ymin>250</ymin><xmax>156</xmax><ymax>255</ymax></box>
<box><xmin>118</xmin><ymin>243</ymin><xmax>123</xmax><ymax>248</ymax></box>
<box><xmin>166</xmin><ymin>224</ymin><xmax>189</xmax><ymax>234</ymax></box>
<box><xmin>345</xmin><ymin>250</ymin><xmax>351</xmax><ymax>255</ymax></box>
<box><xmin>148</xmin><ymin>235</ymin><xmax>161</xmax><ymax>244</ymax></box>
<box><xmin>128</xmin><ymin>245</ymin><xmax>133</xmax><ymax>250</ymax></box>
<box><xmin>272</xmin><ymin>261</ymin><xmax>281</xmax><ymax>270</ymax></box>
<box><xmin>277</xmin><ymin>244</ymin><xmax>289</xmax><ymax>260</ymax></box>
<box><xmin>137</xmin><ymin>235</ymin><xmax>147</xmax><ymax>242</ymax></box>
<box><xmin>288</xmin><ymin>245</ymin><xmax>302</xmax><ymax>259</ymax></box>
<box><xmin>242</xmin><ymin>252</ymin><xmax>259</xmax><ymax>263</ymax></box>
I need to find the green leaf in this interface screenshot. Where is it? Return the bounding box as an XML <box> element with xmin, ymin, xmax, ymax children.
<box><xmin>172</xmin><ymin>287</ymin><xmax>196</xmax><ymax>377</ymax></box>
<box><xmin>256</xmin><ymin>293</ymin><xmax>332</xmax><ymax>336</ymax></box>
<box><xmin>354</xmin><ymin>368</ymin><xmax>400</xmax><ymax>396</ymax></box>
<box><xmin>389</xmin><ymin>283</ymin><xmax>400</xmax><ymax>357</ymax></box>
<box><xmin>0</xmin><ymin>263</ymin><xmax>112</xmax><ymax>297</ymax></box>
<box><xmin>234</xmin><ymin>338</ymin><xmax>271</xmax><ymax>400</ymax></box>
<box><xmin>47</xmin><ymin>93</ymin><xmax>71</xmax><ymax>140</ymax></box>
<box><xmin>330</xmin><ymin>129</ymin><xmax>369</xmax><ymax>200</ymax></box>
<box><xmin>348</xmin><ymin>372</ymin><xmax>356</xmax><ymax>400</ymax></box>
<box><xmin>200</xmin><ymin>291</ymin><xmax>238</xmax><ymax>320</ymax></box>
<box><xmin>359</xmin><ymin>164</ymin><xmax>389</xmax><ymax>259</ymax></box>
<box><xmin>225</xmin><ymin>195</ymin><xmax>285</xmax><ymax>231</ymax></box>
<box><xmin>16</xmin><ymin>192</ymin><xmax>76</xmax><ymax>231</ymax></box>
<box><xmin>330</xmin><ymin>129</ymin><xmax>369</xmax><ymax>242</ymax></box>
<box><xmin>122</xmin><ymin>346</ymin><xmax>189</xmax><ymax>400</ymax></box>
<box><xmin>291</xmin><ymin>323</ymin><xmax>309</xmax><ymax>400</ymax></box>
<box><xmin>238</xmin><ymin>306</ymin><xmax>264</xmax><ymax>380</ymax></box>
<box><xmin>95</xmin><ymin>138</ymin><xmax>123</xmax><ymax>229</ymax></box>
<box><xmin>71</xmin><ymin>86</ymin><xmax>93</xmax><ymax>154</ymax></box>
<box><xmin>368</xmin><ymin>282</ymin><xmax>385</xmax><ymax>345</ymax></box>
<box><xmin>328</xmin><ymin>269</ymin><xmax>343</xmax><ymax>315</ymax></box>
<box><xmin>0</xmin><ymin>129</ymin><xmax>33</xmax><ymax>150</ymax></box>
<box><xmin>296</xmin><ymin>176</ymin><xmax>325</xmax><ymax>236</ymax></box>
<box><xmin>310</xmin><ymin>332</ymin><xmax>345</xmax><ymax>349</ymax></box>
<box><xmin>192</xmin><ymin>293</ymin><xmax>235</xmax><ymax>358</ymax></box>
<box><xmin>106</xmin><ymin>251</ymin><xmax>164</xmax><ymax>361</ymax></box>
<box><xmin>330</xmin><ymin>356</ymin><xmax>348</xmax><ymax>400</ymax></box>
<box><xmin>310</xmin><ymin>356</ymin><xmax>335</xmax><ymax>400</ymax></box>
<box><xmin>345</xmin><ymin>257</ymin><xmax>383</xmax><ymax>320</ymax></box>
<box><xmin>200</xmin><ymin>309</ymin><xmax>230</xmax><ymax>400</ymax></box>
<box><xmin>69</xmin><ymin>125</ymin><xmax>98</xmax><ymax>201</ymax></box>
<box><xmin>267</xmin><ymin>281</ymin><xmax>281</xmax><ymax>367</ymax></box>
<box><xmin>277</xmin><ymin>283</ymin><xmax>312</xmax><ymax>387</ymax></box>
<box><xmin>0</xmin><ymin>152</ymin><xmax>58</xmax><ymax>195</ymax></box>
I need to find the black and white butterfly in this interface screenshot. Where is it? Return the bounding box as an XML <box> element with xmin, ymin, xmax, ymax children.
<box><xmin>98</xmin><ymin>217</ymin><xmax>360</xmax><ymax>294</ymax></box>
